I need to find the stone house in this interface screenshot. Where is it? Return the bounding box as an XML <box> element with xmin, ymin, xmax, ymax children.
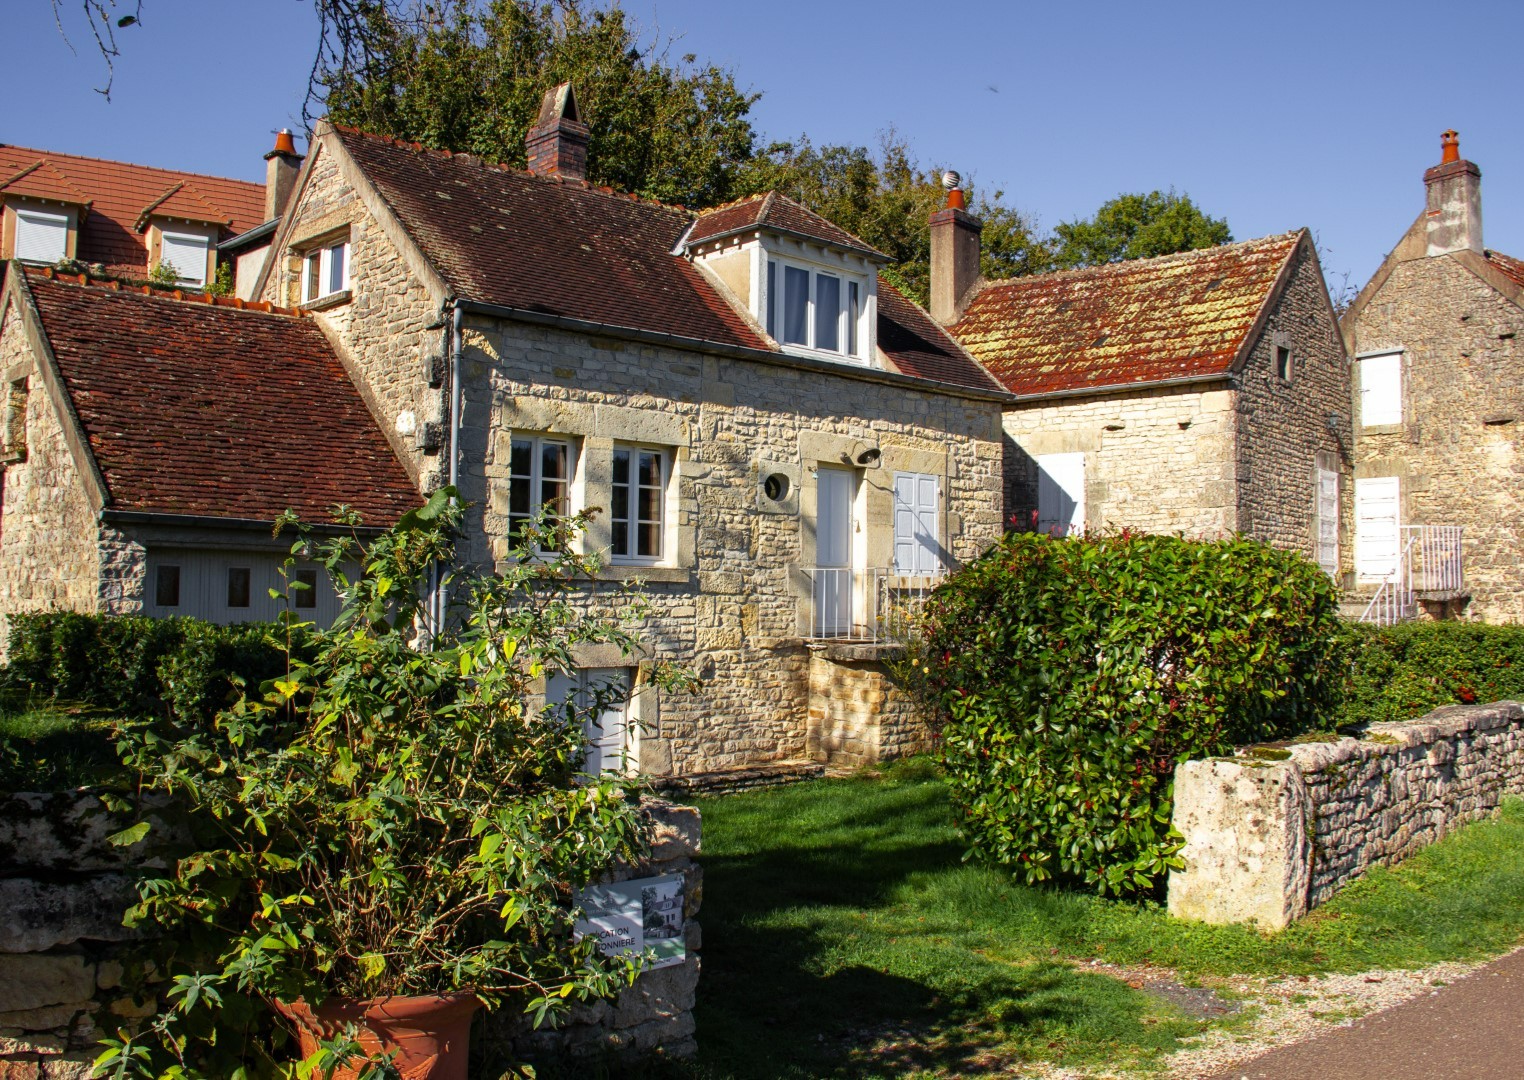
<box><xmin>0</xmin><ymin>141</ymin><xmax>267</xmax><ymax>289</ymax></box>
<box><xmin>220</xmin><ymin>84</ymin><xmax>1010</xmax><ymax>779</ymax></box>
<box><xmin>929</xmin><ymin>204</ymin><xmax>1353</xmax><ymax>578</ymax></box>
<box><xmin>0</xmin><ymin>265</ymin><xmax>418</xmax><ymax>648</ymax></box>
<box><xmin>1342</xmin><ymin>132</ymin><xmax>1523</xmax><ymax>622</ymax></box>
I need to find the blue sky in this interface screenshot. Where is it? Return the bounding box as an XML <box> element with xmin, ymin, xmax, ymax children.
<box><xmin>8</xmin><ymin>0</ymin><xmax>1520</xmax><ymax>288</ymax></box>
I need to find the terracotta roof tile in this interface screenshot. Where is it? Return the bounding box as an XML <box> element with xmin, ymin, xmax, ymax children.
<box><xmin>876</xmin><ymin>282</ymin><xmax>1005</xmax><ymax>393</ymax></box>
<box><xmin>1485</xmin><ymin>249</ymin><xmax>1524</xmax><ymax>292</ymax></box>
<box><xmin>0</xmin><ymin>159</ymin><xmax>92</xmax><ymax>206</ymax></box>
<box><xmin>134</xmin><ymin>180</ymin><xmax>233</xmax><ymax>230</ymax></box>
<box><xmin>20</xmin><ymin>269</ymin><xmax>416</xmax><ymax>524</ymax></box>
<box><xmin>331</xmin><ymin>126</ymin><xmax>770</xmax><ymax>351</ymax></box>
<box><xmin>0</xmin><ymin>145</ymin><xmax>264</xmax><ymax>276</ymax></box>
<box><xmin>686</xmin><ymin>192</ymin><xmax>888</xmax><ymax>259</ymax></box>
<box><xmin>954</xmin><ymin>232</ymin><xmax>1304</xmax><ymax>397</ymax></box>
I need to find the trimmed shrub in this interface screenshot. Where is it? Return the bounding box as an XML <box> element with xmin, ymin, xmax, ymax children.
<box><xmin>2</xmin><ymin>612</ymin><xmax>302</xmax><ymax>724</ymax></box>
<box><xmin>900</xmin><ymin>531</ymin><xmax>1346</xmax><ymax>896</ymax></box>
<box><xmin>1340</xmin><ymin>621</ymin><xmax>1524</xmax><ymax>726</ymax></box>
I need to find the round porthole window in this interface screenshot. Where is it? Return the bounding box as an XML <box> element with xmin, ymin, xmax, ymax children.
<box><xmin>763</xmin><ymin>473</ymin><xmax>790</xmax><ymax>501</ymax></box>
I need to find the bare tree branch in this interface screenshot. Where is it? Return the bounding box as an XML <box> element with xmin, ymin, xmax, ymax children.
<box><xmin>50</xmin><ymin>0</ymin><xmax>144</xmax><ymax>100</ymax></box>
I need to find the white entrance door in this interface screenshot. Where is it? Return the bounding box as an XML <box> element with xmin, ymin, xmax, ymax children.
<box><xmin>1355</xmin><ymin>476</ymin><xmax>1400</xmax><ymax>583</ymax></box>
<box><xmin>1036</xmin><ymin>452</ymin><xmax>1086</xmax><ymax>536</ymax></box>
<box><xmin>816</xmin><ymin>467</ymin><xmax>855</xmax><ymax>636</ymax></box>
<box><xmin>546</xmin><ymin>668</ymin><xmax>634</xmax><ymax>776</ymax></box>
<box><xmin>1316</xmin><ymin>468</ymin><xmax>1340</xmax><ymax>578</ymax></box>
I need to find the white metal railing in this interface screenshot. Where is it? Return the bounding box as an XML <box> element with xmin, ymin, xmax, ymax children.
<box><xmin>1360</xmin><ymin>526</ymin><xmax>1465</xmax><ymax>626</ymax></box>
<box><xmin>803</xmin><ymin>567</ymin><xmax>946</xmax><ymax>643</ymax></box>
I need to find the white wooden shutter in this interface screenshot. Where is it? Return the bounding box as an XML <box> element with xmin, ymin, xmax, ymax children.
<box><xmin>1360</xmin><ymin>353</ymin><xmax>1402</xmax><ymax>427</ymax></box>
<box><xmin>159</xmin><ymin>232</ymin><xmax>209</xmax><ymax>286</ymax></box>
<box><xmin>893</xmin><ymin>472</ymin><xmax>940</xmax><ymax>575</ymax></box>
<box><xmin>1355</xmin><ymin>476</ymin><xmax>1400</xmax><ymax>582</ymax></box>
<box><xmin>1036</xmin><ymin>452</ymin><xmax>1086</xmax><ymax>536</ymax></box>
<box><xmin>1316</xmin><ymin>468</ymin><xmax>1340</xmax><ymax>577</ymax></box>
<box><xmin>14</xmin><ymin>209</ymin><xmax>69</xmax><ymax>264</ymax></box>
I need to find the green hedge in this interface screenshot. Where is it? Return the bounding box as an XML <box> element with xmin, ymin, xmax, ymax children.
<box><xmin>2</xmin><ymin>612</ymin><xmax>303</xmax><ymax>724</ymax></box>
<box><xmin>900</xmin><ymin>531</ymin><xmax>1346</xmax><ymax>897</ymax></box>
<box><xmin>1340</xmin><ymin>621</ymin><xmax>1524</xmax><ymax>725</ymax></box>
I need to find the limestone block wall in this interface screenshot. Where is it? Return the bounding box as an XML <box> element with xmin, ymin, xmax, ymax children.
<box><xmin>1168</xmin><ymin>700</ymin><xmax>1524</xmax><ymax>928</ymax></box>
<box><xmin>1003</xmin><ymin>383</ymin><xmax>1239</xmax><ymax>537</ymax></box>
<box><xmin>460</xmin><ymin>317</ymin><xmax>1004</xmax><ymax>776</ymax></box>
<box><xmin>0</xmin><ymin>307</ymin><xmax>102</xmax><ymax>654</ymax></box>
<box><xmin>806</xmin><ymin>645</ymin><xmax>930</xmax><ymax>768</ymax></box>
<box><xmin>1346</xmin><ymin>255</ymin><xmax>1524</xmax><ymax>621</ymax></box>
<box><xmin>1233</xmin><ymin>243</ymin><xmax>1353</xmax><ymax>575</ymax></box>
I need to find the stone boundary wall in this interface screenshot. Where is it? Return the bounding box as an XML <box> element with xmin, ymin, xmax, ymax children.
<box><xmin>1168</xmin><ymin>701</ymin><xmax>1524</xmax><ymax>929</ymax></box>
<box><xmin>0</xmin><ymin>793</ymin><xmax>701</xmax><ymax>1074</ymax></box>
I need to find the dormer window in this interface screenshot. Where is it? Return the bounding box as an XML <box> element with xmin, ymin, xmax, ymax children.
<box><xmin>301</xmin><ymin>237</ymin><xmax>349</xmax><ymax>303</ymax></box>
<box><xmin>765</xmin><ymin>257</ymin><xmax>866</xmax><ymax>363</ymax></box>
<box><xmin>13</xmin><ymin>208</ymin><xmax>70</xmax><ymax>264</ymax></box>
<box><xmin>158</xmin><ymin>230</ymin><xmax>210</xmax><ymax>287</ymax></box>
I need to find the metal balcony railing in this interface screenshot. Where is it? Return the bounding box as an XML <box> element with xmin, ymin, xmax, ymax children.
<box><xmin>1360</xmin><ymin>525</ymin><xmax>1464</xmax><ymax>626</ymax></box>
<box><xmin>802</xmin><ymin>567</ymin><xmax>946</xmax><ymax>643</ymax></box>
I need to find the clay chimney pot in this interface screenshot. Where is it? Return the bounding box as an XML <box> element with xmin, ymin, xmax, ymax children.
<box><xmin>1440</xmin><ymin>130</ymin><xmax>1460</xmax><ymax>165</ymax></box>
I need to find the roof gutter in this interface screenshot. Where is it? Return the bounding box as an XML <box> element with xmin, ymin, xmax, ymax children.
<box><xmin>454</xmin><ymin>298</ymin><xmax>1017</xmax><ymax>405</ymax></box>
<box><xmin>100</xmin><ymin>509</ymin><xmax>389</xmax><ymax>536</ymax></box>
<box><xmin>219</xmin><ymin>218</ymin><xmax>279</xmax><ymax>253</ymax></box>
<box><xmin>1004</xmin><ymin>371</ymin><xmax>1233</xmax><ymax>406</ymax></box>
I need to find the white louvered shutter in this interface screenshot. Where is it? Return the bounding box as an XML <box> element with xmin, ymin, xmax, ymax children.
<box><xmin>1316</xmin><ymin>468</ymin><xmax>1340</xmax><ymax>577</ymax></box>
<box><xmin>159</xmin><ymin>232</ymin><xmax>209</xmax><ymax>286</ymax></box>
<box><xmin>14</xmin><ymin>210</ymin><xmax>69</xmax><ymax>263</ymax></box>
<box><xmin>1355</xmin><ymin>476</ymin><xmax>1400</xmax><ymax>582</ymax></box>
<box><xmin>893</xmin><ymin>472</ymin><xmax>940</xmax><ymax>575</ymax></box>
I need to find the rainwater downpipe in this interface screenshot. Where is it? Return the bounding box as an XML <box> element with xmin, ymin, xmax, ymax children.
<box><xmin>435</xmin><ymin>301</ymin><xmax>464</xmax><ymax>632</ymax></box>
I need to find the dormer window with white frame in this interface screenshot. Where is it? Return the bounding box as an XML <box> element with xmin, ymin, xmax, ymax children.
<box><xmin>13</xmin><ymin>207</ymin><xmax>70</xmax><ymax>264</ymax></box>
<box><xmin>764</xmin><ymin>256</ymin><xmax>867</xmax><ymax>363</ymax></box>
<box><xmin>157</xmin><ymin>230</ymin><xmax>211</xmax><ymax>287</ymax></box>
<box><xmin>301</xmin><ymin>236</ymin><xmax>350</xmax><ymax>303</ymax></box>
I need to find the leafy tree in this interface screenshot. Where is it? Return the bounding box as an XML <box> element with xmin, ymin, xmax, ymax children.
<box><xmin>1051</xmin><ymin>189</ymin><xmax>1231</xmax><ymax>269</ymax></box>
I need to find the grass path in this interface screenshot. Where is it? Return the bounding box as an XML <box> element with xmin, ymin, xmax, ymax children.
<box><xmin>667</xmin><ymin>758</ymin><xmax>1524</xmax><ymax>1078</ymax></box>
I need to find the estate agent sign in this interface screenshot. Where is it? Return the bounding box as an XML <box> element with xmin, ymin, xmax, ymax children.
<box><xmin>574</xmin><ymin>873</ymin><xmax>686</xmax><ymax>970</ymax></box>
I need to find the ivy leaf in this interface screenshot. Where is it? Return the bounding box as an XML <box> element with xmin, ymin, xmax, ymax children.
<box><xmin>106</xmin><ymin>822</ymin><xmax>151</xmax><ymax>847</ymax></box>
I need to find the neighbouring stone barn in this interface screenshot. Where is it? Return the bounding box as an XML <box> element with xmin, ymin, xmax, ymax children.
<box><xmin>1342</xmin><ymin>131</ymin><xmax>1524</xmax><ymax>622</ymax></box>
<box><xmin>246</xmin><ymin>84</ymin><xmax>1009</xmax><ymax>781</ymax></box>
<box><xmin>930</xmin><ymin>210</ymin><xmax>1353</xmax><ymax>581</ymax></box>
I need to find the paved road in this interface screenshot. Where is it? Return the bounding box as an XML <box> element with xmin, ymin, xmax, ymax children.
<box><xmin>1207</xmin><ymin>946</ymin><xmax>1524</xmax><ymax>1079</ymax></box>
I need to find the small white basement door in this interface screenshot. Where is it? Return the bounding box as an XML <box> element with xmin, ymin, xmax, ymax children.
<box><xmin>1355</xmin><ymin>476</ymin><xmax>1400</xmax><ymax>583</ymax></box>
<box><xmin>1035</xmin><ymin>452</ymin><xmax>1085</xmax><ymax>536</ymax></box>
<box><xmin>546</xmin><ymin>668</ymin><xmax>635</xmax><ymax>777</ymax></box>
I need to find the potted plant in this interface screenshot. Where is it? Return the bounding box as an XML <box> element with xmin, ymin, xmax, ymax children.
<box><xmin>96</xmin><ymin>491</ymin><xmax>690</xmax><ymax>1079</ymax></box>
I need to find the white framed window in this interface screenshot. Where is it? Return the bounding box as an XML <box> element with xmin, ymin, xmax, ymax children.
<box><xmin>157</xmin><ymin>230</ymin><xmax>210</xmax><ymax>287</ymax></box>
<box><xmin>1360</xmin><ymin>351</ymin><xmax>1402</xmax><ymax>427</ymax></box>
<box><xmin>300</xmin><ymin>237</ymin><xmax>349</xmax><ymax>302</ymax></box>
<box><xmin>611</xmin><ymin>445</ymin><xmax>667</xmax><ymax>563</ymax></box>
<box><xmin>13</xmin><ymin>208</ymin><xmax>70</xmax><ymax>264</ymax></box>
<box><xmin>893</xmin><ymin>472</ymin><xmax>941</xmax><ymax>576</ymax></box>
<box><xmin>508</xmin><ymin>435</ymin><xmax>574</xmax><ymax>551</ymax></box>
<box><xmin>765</xmin><ymin>257</ymin><xmax>865</xmax><ymax>362</ymax></box>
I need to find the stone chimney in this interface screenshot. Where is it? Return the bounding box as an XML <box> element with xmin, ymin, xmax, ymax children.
<box><xmin>929</xmin><ymin>170</ymin><xmax>982</xmax><ymax>325</ymax></box>
<box><xmin>1424</xmin><ymin>130</ymin><xmax>1483</xmax><ymax>257</ymax></box>
<box><xmin>525</xmin><ymin>83</ymin><xmax>590</xmax><ymax>181</ymax></box>
<box><xmin>264</xmin><ymin>129</ymin><xmax>302</xmax><ymax>223</ymax></box>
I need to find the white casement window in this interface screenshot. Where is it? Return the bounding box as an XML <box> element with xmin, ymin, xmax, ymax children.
<box><xmin>158</xmin><ymin>231</ymin><xmax>210</xmax><ymax>287</ymax></box>
<box><xmin>545</xmin><ymin>667</ymin><xmax>635</xmax><ymax>777</ymax></box>
<box><xmin>893</xmin><ymin>472</ymin><xmax>941</xmax><ymax>576</ymax></box>
<box><xmin>765</xmin><ymin>257</ymin><xmax>865</xmax><ymax>362</ymax></box>
<box><xmin>508</xmin><ymin>435</ymin><xmax>574</xmax><ymax>551</ymax></box>
<box><xmin>301</xmin><ymin>238</ymin><xmax>349</xmax><ymax>302</ymax></box>
<box><xmin>1355</xmin><ymin>476</ymin><xmax>1400</xmax><ymax>583</ymax></box>
<box><xmin>1316</xmin><ymin>467</ymin><xmax>1340</xmax><ymax>579</ymax></box>
<box><xmin>1360</xmin><ymin>351</ymin><xmax>1403</xmax><ymax>427</ymax></box>
<box><xmin>1036</xmin><ymin>452</ymin><xmax>1086</xmax><ymax>537</ymax></box>
<box><xmin>611</xmin><ymin>445</ymin><xmax>667</xmax><ymax>563</ymax></box>
<box><xmin>13</xmin><ymin>208</ymin><xmax>69</xmax><ymax>264</ymax></box>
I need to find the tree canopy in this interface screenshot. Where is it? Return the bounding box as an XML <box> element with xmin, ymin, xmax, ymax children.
<box><xmin>1051</xmin><ymin>190</ymin><xmax>1232</xmax><ymax>269</ymax></box>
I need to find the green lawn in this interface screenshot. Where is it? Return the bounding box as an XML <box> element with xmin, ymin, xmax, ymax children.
<box><xmin>662</xmin><ymin>757</ymin><xmax>1524</xmax><ymax>1079</ymax></box>
<box><xmin>0</xmin><ymin>693</ymin><xmax>118</xmax><ymax>791</ymax></box>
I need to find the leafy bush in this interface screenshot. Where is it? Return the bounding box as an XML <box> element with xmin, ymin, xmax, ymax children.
<box><xmin>98</xmin><ymin>492</ymin><xmax>694</xmax><ymax>1077</ymax></box>
<box><xmin>898</xmin><ymin>531</ymin><xmax>1346</xmax><ymax>897</ymax></box>
<box><xmin>1340</xmin><ymin>621</ymin><xmax>1524</xmax><ymax>725</ymax></box>
<box><xmin>2</xmin><ymin>612</ymin><xmax>299</xmax><ymax>726</ymax></box>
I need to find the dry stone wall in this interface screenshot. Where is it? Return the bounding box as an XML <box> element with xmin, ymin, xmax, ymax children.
<box><xmin>1168</xmin><ymin>700</ymin><xmax>1524</xmax><ymax>928</ymax></box>
<box><xmin>806</xmin><ymin>645</ymin><xmax>930</xmax><ymax>768</ymax></box>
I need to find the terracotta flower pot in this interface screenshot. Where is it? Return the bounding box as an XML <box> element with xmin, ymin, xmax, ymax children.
<box><xmin>274</xmin><ymin>993</ymin><xmax>482</xmax><ymax>1080</ymax></box>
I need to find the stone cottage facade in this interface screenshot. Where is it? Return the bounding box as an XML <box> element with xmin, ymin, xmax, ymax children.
<box><xmin>0</xmin><ymin>266</ymin><xmax>418</xmax><ymax>650</ymax></box>
<box><xmin>930</xmin><ymin>211</ymin><xmax>1352</xmax><ymax>579</ymax></box>
<box><xmin>1342</xmin><ymin>132</ymin><xmax>1524</xmax><ymax>622</ymax></box>
<box><xmin>239</xmin><ymin>87</ymin><xmax>1008</xmax><ymax>778</ymax></box>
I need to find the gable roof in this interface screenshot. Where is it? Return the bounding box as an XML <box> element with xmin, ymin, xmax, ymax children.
<box><xmin>876</xmin><ymin>282</ymin><xmax>1006</xmax><ymax>392</ymax></box>
<box><xmin>1484</xmin><ymin>249</ymin><xmax>1524</xmax><ymax>292</ymax></box>
<box><xmin>0</xmin><ymin>145</ymin><xmax>264</xmax><ymax>274</ymax></box>
<box><xmin>14</xmin><ymin>268</ymin><xmax>416</xmax><ymax>525</ymax></box>
<box><xmin>954</xmin><ymin>231</ymin><xmax>1305</xmax><ymax>398</ymax></box>
<box><xmin>686</xmin><ymin>192</ymin><xmax>889</xmax><ymax>260</ymax></box>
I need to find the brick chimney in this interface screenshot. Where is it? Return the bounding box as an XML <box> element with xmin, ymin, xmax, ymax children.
<box><xmin>264</xmin><ymin>129</ymin><xmax>302</xmax><ymax>223</ymax></box>
<box><xmin>1424</xmin><ymin>130</ymin><xmax>1483</xmax><ymax>257</ymax></box>
<box><xmin>525</xmin><ymin>83</ymin><xmax>590</xmax><ymax>181</ymax></box>
<box><xmin>929</xmin><ymin>170</ymin><xmax>982</xmax><ymax>325</ymax></box>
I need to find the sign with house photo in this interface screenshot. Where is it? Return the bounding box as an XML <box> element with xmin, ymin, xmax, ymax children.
<box><xmin>575</xmin><ymin>873</ymin><xmax>686</xmax><ymax>970</ymax></box>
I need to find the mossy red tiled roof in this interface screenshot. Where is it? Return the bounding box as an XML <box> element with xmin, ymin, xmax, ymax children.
<box><xmin>1485</xmin><ymin>249</ymin><xmax>1524</xmax><ymax>292</ymax></box>
<box><xmin>953</xmin><ymin>231</ymin><xmax>1305</xmax><ymax>398</ymax></box>
<box><xmin>21</xmin><ymin>268</ymin><xmax>417</xmax><ymax>524</ymax></box>
<box><xmin>876</xmin><ymin>282</ymin><xmax>1005</xmax><ymax>393</ymax></box>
